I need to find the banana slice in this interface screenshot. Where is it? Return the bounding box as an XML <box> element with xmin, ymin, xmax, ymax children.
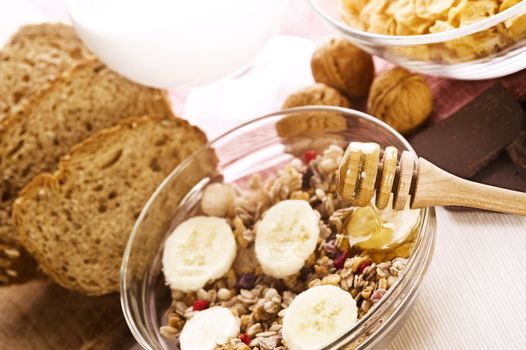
<box><xmin>255</xmin><ymin>200</ymin><xmax>319</xmax><ymax>279</ymax></box>
<box><xmin>179</xmin><ymin>306</ymin><xmax>240</xmax><ymax>350</ymax></box>
<box><xmin>346</xmin><ymin>197</ymin><xmax>420</xmax><ymax>250</ymax></box>
<box><xmin>162</xmin><ymin>216</ymin><xmax>236</xmax><ymax>292</ymax></box>
<box><xmin>282</xmin><ymin>285</ymin><xmax>358</xmax><ymax>350</ymax></box>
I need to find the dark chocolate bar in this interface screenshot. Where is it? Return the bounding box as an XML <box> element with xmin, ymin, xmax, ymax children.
<box><xmin>472</xmin><ymin>152</ymin><xmax>526</xmax><ymax>192</ymax></box>
<box><xmin>410</xmin><ymin>83</ymin><xmax>526</xmax><ymax>178</ymax></box>
<box><xmin>507</xmin><ymin>130</ymin><xmax>526</xmax><ymax>179</ymax></box>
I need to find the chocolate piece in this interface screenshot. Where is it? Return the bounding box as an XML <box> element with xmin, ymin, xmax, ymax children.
<box><xmin>472</xmin><ymin>152</ymin><xmax>526</xmax><ymax>192</ymax></box>
<box><xmin>410</xmin><ymin>83</ymin><xmax>526</xmax><ymax>178</ymax></box>
<box><xmin>507</xmin><ymin>130</ymin><xmax>526</xmax><ymax>178</ymax></box>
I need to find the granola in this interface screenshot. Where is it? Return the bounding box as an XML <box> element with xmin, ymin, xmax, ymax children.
<box><xmin>161</xmin><ymin>145</ymin><xmax>418</xmax><ymax>349</ymax></box>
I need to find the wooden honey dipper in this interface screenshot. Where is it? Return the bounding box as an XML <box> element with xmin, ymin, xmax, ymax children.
<box><xmin>337</xmin><ymin>142</ymin><xmax>526</xmax><ymax>215</ymax></box>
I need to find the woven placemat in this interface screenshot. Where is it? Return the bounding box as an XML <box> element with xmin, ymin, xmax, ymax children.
<box><xmin>0</xmin><ymin>279</ymin><xmax>134</xmax><ymax>349</ymax></box>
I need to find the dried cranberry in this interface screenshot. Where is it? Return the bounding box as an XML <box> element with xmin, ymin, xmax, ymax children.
<box><xmin>358</xmin><ymin>261</ymin><xmax>371</xmax><ymax>274</ymax></box>
<box><xmin>239</xmin><ymin>333</ymin><xmax>251</xmax><ymax>345</ymax></box>
<box><xmin>328</xmin><ymin>251</ymin><xmax>339</xmax><ymax>260</ymax></box>
<box><xmin>303</xmin><ymin>150</ymin><xmax>317</xmax><ymax>164</ymax></box>
<box><xmin>371</xmin><ymin>289</ymin><xmax>386</xmax><ymax>303</ymax></box>
<box><xmin>235</xmin><ymin>273</ymin><xmax>256</xmax><ymax>290</ymax></box>
<box><xmin>192</xmin><ymin>299</ymin><xmax>209</xmax><ymax>311</ymax></box>
<box><xmin>333</xmin><ymin>250</ymin><xmax>349</xmax><ymax>269</ymax></box>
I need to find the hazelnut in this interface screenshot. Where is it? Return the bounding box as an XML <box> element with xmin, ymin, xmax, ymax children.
<box><xmin>311</xmin><ymin>38</ymin><xmax>374</xmax><ymax>99</ymax></box>
<box><xmin>200</xmin><ymin>183</ymin><xmax>235</xmax><ymax>217</ymax></box>
<box><xmin>282</xmin><ymin>83</ymin><xmax>351</xmax><ymax>109</ymax></box>
<box><xmin>367</xmin><ymin>67</ymin><xmax>433</xmax><ymax>134</ymax></box>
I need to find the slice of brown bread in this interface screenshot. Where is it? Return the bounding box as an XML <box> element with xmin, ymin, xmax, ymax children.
<box><xmin>13</xmin><ymin>116</ymin><xmax>206</xmax><ymax>295</ymax></box>
<box><xmin>0</xmin><ymin>59</ymin><xmax>174</xmax><ymax>285</ymax></box>
<box><xmin>0</xmin><ymin>23</ymin><xmax>92</xmax><ymax>120</ymax></box>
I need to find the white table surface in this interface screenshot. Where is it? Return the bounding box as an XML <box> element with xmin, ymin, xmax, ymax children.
<box><xmin>2</xmin><ymin>1</ymin><xmax>526</xmax><ymax>349</ymax></box>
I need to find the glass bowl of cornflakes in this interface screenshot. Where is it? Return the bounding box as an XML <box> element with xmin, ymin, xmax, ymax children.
<box><xmin>121</xmin><ymin>106</ymin><xmax>437</xmax><ymax>349</ymax></box>
<box><xmin>310</xmin><ymin>0</ymin><xmax>526</xmax><ymax>79</ymax></box>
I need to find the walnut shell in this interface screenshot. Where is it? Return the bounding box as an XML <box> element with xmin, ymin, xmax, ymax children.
<box><xmin>282</xmin><ymin>83</ymin><xmax>351</xmax><ymax>109</ymax></box>
<box><xmin>311</xmin><ymin>38</ymin><xmax>374</xmax><ymax>99</ymax></box>
<box><xmin>367</xmin><ymin>67</ymin><xmax>433</xmax><ymax>134</ymax></box>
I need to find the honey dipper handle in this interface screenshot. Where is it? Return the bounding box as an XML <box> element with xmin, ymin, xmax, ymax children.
<box><xmin>411</xmin><ymin>158</ymin><xmax>526</xmax><ymax>215</ymax></box>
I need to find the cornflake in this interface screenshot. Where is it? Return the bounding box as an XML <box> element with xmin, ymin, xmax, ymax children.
<box><xmin>340</xmin><ymin>0</ymin><xmax>526</xmax><ymax>61</ymax></box>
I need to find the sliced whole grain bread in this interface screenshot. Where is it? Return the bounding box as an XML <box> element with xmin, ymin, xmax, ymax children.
<box><xmin>13</xmin><ymin>116</ymin><xmax>206</xmax><ymax>295</ymax></box>
<box><xmin>0</xmin><ymin>59</ymin><xmax>174</xmax><ymax>285</ymax></box>
<box><xmin>0</xmin><ymin>23</ymin><xmax>92</xmax><ymax>120</ymax></box>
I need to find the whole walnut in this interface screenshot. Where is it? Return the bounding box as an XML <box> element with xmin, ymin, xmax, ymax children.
<box><xmin>282</xmin><ymin>83</ymin><xmax>351</xmax><ymax>109</ymax></box>
<box><xmin>311</xmin><ymin>38</ymin><xmax>374</xmax><ymax>99</ymax></box>
<box><xmin>367</xmin><ymin>67</ymin><xmax>433</xmax><ymax>134</ymax></box>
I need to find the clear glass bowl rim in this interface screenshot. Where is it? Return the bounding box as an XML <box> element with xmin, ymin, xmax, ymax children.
<box><xmin>309</xmin><ymin>0</ymin><xmax>526</xmax><ymax>46</ymax></box>
<box><xmin>120</xmin><ymin>106</ymin><xmax>436</xmax><ymax>350</ymax></box>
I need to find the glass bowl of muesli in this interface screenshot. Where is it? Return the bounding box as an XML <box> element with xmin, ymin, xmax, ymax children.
<box><xmin>309</xmin><ymin>0</ymin><xmax>526</xmax><ymax>79</ymax></box>
<box><xmin>121</xmin><ymin>106</ymin><xmax>437</xmax><ymax>350</ymax></box>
